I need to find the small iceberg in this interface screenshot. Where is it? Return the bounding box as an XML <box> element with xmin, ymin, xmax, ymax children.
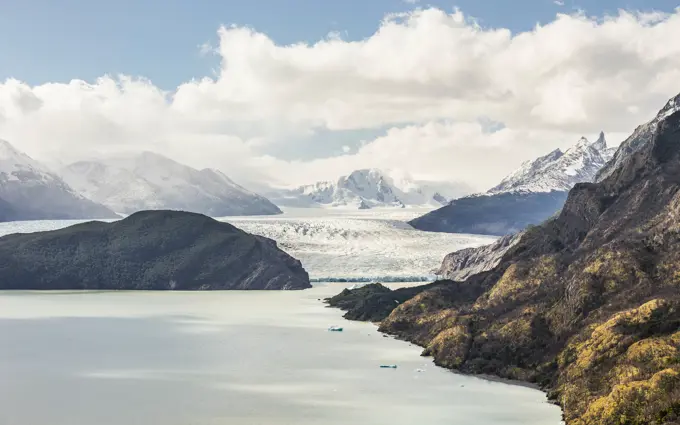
<box><xmin>380</xmin><ymin>365</ymin><xmax>398</xmax><ymax>369</ymax></box>
<box><xmin>328</xmin><ymin>326</ymin><xmax>344</xmax><ymax>332</ymax></box>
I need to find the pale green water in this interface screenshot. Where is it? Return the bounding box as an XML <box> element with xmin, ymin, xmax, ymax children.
<box><xmin>0</xmin><ymin>284</ymin><xmax>563</xmax><ymax>425</ymax></box>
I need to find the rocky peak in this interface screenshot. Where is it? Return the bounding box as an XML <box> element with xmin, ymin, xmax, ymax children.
<box><xmin>591</xmin><ymin>131</ymin><xmax>607</xmax><ymax>151</ymax></box>
<box><xmin>658</xmin><ymin>92</ymin><xmax>680</xmax><ymax>121</ymax></box>
<box><xmin>597</xmin><ymin>92</ymin><xmax>680</xmax><ymax>182</ymax></box>
<box><xmin>487</xmin><ymin>134</ymin><xmax>612</xmax><ymax>195</ymax></box>
<box><xmin>574</xmin><ymin>137</ymin><xmax>591</xmax><ymax>149</ymax></box>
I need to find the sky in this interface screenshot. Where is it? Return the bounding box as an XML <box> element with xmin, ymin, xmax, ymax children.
<box><xmin>1</xmin><ymin>0</ymin><xmax>680</xmax><ymax>192</ymax></box>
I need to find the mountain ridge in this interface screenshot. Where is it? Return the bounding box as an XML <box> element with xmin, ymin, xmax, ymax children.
<box><xmin>267</xmin><ymin>168</ymin><xmax>464</xmax><ymax>209</ymax></box>
<box><xmin>596</xmin><ymin>93</ymin><xmax>680</xmax><ymax>182</ymax></box>
<box><xmin>488</xmin><ymin>131</ymin><xmax>613</xmax><ymax>194</ymax></box>
<box><xmin>409</xmin><ymin>133</ymin><xmax>615</xmax><ymax>235</ymax></box>
<box><xmin>0</xmin><ymin>139</ymin><xmax>118</xmax><ymax>222</ymax></box>
<box><xmin>61</xmin><ymin>152</ymin><xmax>282</xmax><ymax>217</ymax></box>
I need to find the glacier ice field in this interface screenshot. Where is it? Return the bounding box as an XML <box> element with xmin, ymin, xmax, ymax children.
<box><xmin>0</xmin><ymin>207</ymin><xmax>498</xmax><ymax>282</ymax></box>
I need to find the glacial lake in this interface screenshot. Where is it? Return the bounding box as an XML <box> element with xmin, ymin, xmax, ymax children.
<box><xmin>0</xmin><ymin>285</ymin><xmax>563</xmax><ymax>425</ymax></box>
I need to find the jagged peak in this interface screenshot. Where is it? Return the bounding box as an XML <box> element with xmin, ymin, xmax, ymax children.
<box><xmin>544</xmin><ymin>148</ymin><xmax>564</xmax><ymax>160</ymax></box>
<box><xmin>575</xmin><ymin>136</ymin><xmax>590</xmax><ymax>147</ymax></box>
<box><xmin>275</xmin><ymin>167</ymin><xmax>454</xmax><ymax>209</ymax></box>
<box><xmin>487</xmin><ymin>133</ymin><xmax>612</xmax><ymax>195</ymax></box>
<box><xmin>657</xmin><ymin>92</ymin><xmax>680</xmax><ymax>121</ymax></box>
<box><xmin>591</xmin><ymin>131</ymin><xmax>607</xmax><ymax>151</ymax></box>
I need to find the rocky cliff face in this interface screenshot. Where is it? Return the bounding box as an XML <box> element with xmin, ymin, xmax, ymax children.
<box><xmin>597</xmin><ymin>93</ymin><xmax>680</xmax><ymax>182</ymax></box>
<box><xmin>436</xmin><ymin>232</ymin><xmax>523</xmax><ymax>281</ymax></box>
<box><xmin>0</xmin><ymin>210</ymin><xmax>310</xmax><ymax>290</ymax></box>
<box><xmin>330</xmin><ymin>95</ymin><xmax>680</xmax><ymax>425</ymax></box>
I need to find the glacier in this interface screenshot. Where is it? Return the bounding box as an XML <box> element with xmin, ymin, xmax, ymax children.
<box><xmin>0</xmin><ymin>207</ymin><xmax>496</xmax><ymax>282</ymax></box>
<box><xmin>223</xmin><ymin>208</ymin><xmax>497</xmax><ymax>281</ymax></box>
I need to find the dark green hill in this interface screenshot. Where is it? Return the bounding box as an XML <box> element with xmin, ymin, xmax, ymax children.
<box><xmin>0</xmin><ymin>210</ymin><xmax>310</xmax><ymax>290</ymax></box>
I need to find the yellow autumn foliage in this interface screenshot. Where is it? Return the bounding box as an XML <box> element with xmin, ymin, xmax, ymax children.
<box><xmin>424</xmin><ymin>325</ymin><xmax>471</xmax><ymax>368</ymax></box>
<box><xmin>485</xmin><ymin>256</ymin><xmax>558</xmax><ymax>307</ymax></box>
<box><xmin>569</xmin><ymin>299</ymin><xmax>670</xmax><ymax>374</ymax></box>
<box><xmin>577</xmin><ymin>368</ymin><xmax>680</xmax><ymax>425</ymax></box>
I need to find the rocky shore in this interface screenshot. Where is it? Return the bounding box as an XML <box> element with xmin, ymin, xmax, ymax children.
<box><xmin>328</xmin><ymin>99</ymin><xmax>680</xmax><ymax>425</ymax></box>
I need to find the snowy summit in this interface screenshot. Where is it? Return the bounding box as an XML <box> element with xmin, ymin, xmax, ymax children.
<box><xmin>487</xmin><ymin>132</ymin><xmax>615</xmax><ymax>195</ymax></box>
<box><xmin>60</xmin><ymin>152</ymin><xmax>282</xmax><ymax>217</ymax></box>
<box><xmin>268</xmin><ymin>169</ymin><xmax>461</xmax><ymax>209</ymax></box>
<box><xmin>409</xmin><ymin>133</ymin><xmax>616</xmax><ymax>236</ymax></box>
<box><xmin>0</xmin><ymin>139</ymin><xmax>117</xmax><ymax>221</ymax></box>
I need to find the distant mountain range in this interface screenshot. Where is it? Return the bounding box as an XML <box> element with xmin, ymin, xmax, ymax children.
<box><xmin>0</xmin><ymin>139</ymin><xmax>118</xmax><ymax>221</ymax></box>
<box><xmin>0</xmin><ymin>141</ymin><xmax>283</xmax><ymax>222</ymax></box>
<box><xmin>0</xmin><ymin>125</ymin><xmax>633</xmax><ymax>226</ymax></box>
<box><xmin>409</xmin><ymin>132</ymin><xmax>615</xmax><ymax>235</ymax></box>
<box><xmin>61</xmin><ymin>152</ymin><xmax>282</xmax><ymax>217</ymax></box>
<box><xmin>267</xmin><ymin>168</ymin><xmax>466</xmax><ymax>209</ymax></box>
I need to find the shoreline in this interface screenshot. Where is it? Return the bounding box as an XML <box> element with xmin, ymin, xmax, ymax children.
<box><xmin>325</xmin><ymin>294</ymin><xmax>564</xmax><ymax>415</ymax></box>
<box><xmin>373</xmin><ymin>321</ymin><xmax>544</xmax><ymax>391</ymax></box>
<box><xmin>326</xmin><ymin>300</ymin><xmax>550</xmax><ymax>394</ymax></box>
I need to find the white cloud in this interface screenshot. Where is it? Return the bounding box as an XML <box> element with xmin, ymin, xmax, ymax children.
<box><xmin>1</xmin><ymin>8</ymin><xmax>680</xmax><ymax>191</ymax></box>
<box><xmin>554</xmin><ymin>0</ymin><xmax>565</xmax><ymax>6</ymax></box>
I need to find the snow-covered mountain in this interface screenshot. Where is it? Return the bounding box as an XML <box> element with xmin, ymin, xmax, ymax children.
<box><xmin>488</xmin><ymin>132</ymin><xmax>615</xmax><ymax>194</ymax></box>
<box><xmin>409</xmin><ymin>133</ymin><xmax>615</xmax><ymax>235</ymax></box>
<box><xmin>61</xmin><ymin>152</ymin><xmax>282</xmax><ymax>216</ymax></box>
<box><xmin>0</xmin><ymin>139</ymin><xmax>118</xmax><ymax>221</ymax></box>
<box><xmin>268</xmin><ymin>169</ymin><xmax>463</xmax><ymax>209</ymax></box>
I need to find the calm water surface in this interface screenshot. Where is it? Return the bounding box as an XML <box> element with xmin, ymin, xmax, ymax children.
<box><xmin>0</xmin><ymin>284</ymin><xmax>562</xmax><ymax>425</ymax></box>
